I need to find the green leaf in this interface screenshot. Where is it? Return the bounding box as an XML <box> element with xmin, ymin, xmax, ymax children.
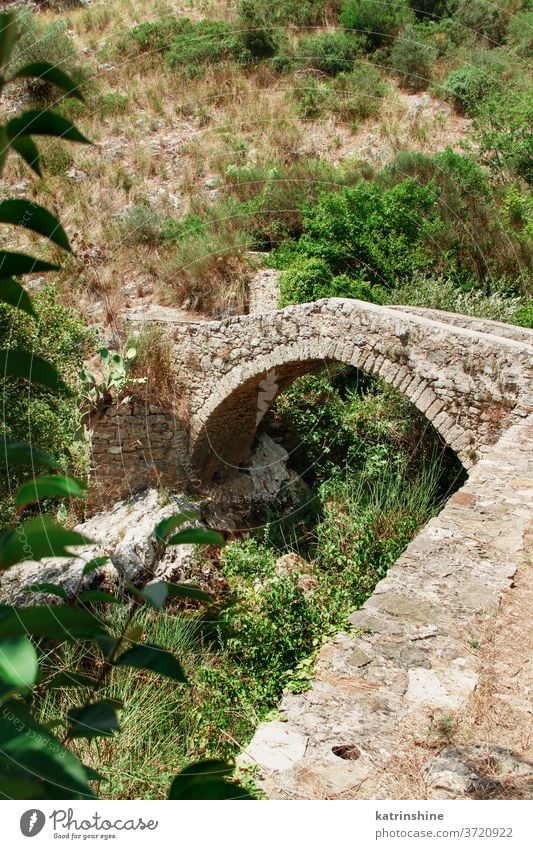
<box><xmin>0</xmin><ymin>349</ymin><xmax>68</xmax><ymax>392</ymax></box>
<box><xmin>6</xmin><ymin>110</ymin><xmax>91</xmax><ymax>145</ymax></box>
<box><xmin>0</xmin><ymin>439</ymin><xmax>56</xmax><ymax>470</ymax></box>
<box><xmin>167</xmin><ymin>527</ymin><xmax>225</xmax><ymax>546</ymax></box>
<box><xmin>0</xmin><ymin>12</ymin><xmax>18</xmax><ymax>72</ymax></box>
<box><xmin>82</xmin><ymin>555</ymin><xmax>110</xmax><ymax>576</ymax></box>
<box><xmin>95</xmin><ymin>635</ymin><xmax>117</xmax><ymax>661</ymax></box>
<box><xmin>131</xmin><ymin>580</ymin><xmax>209</xmax><ymax>610</ymax></box>
<box><xmin>0</xmin><ymin>700</ymin><xmax>95</xmax><ymax>798</ymax></box>
<box><xmin>0</xmin><ymin>778</ymin><xmax>45</xmax><ymax>799</ymax></box>
<box><xmin>0</xmin><ymin>606</ymin><xmax>109</xmax><ymax>641</ymax></box>
<box><xmin>23</xmin><ymin>583</ymin><xmax>68</xmax><ymax>600</ymax></box>
<box><xmin>168</xmin><ymin>761</ymin><xmax>253</xmax><ymax>800</ymax></box>
<box><xmin>0</xmin><ymin>515</ymin><xmax>91</xmax><ymax>571</ymax></box>
<box><xmin>154</xmin><ymin>510</ymin><xmax>199</xmax><ymax>543</ymax></box>
<box><xmin>0</xmin><ymin>200</ymin><xmax>70</xmax><ymax>251</ymax></box>
<box><xmin>67</xmin><ymin>700</ymin><xmax>120</xmax><ymax>740</ymax></box>
<box><xmin>0</xmin><ymin>278</ymin><xmax>35</xmax><ymax>317</ymax></box>
<box><xmin>10</xmin><ymin>62</ymin><xmax>84</xmax><ymax>101</ymax></box>
<box><xmin>15</xmin><ymin>474</ymin><xmax>86</xmax><ymax>510</ymax></box>
<box><xmin>10</xmin><ymin>136</ymin><xmax>41</xmax><ymax>176</ymax></box>
<box><xmin>115</xmin><ymin>643</ymin><xmax>187</xmax><ymax>683</ymax></box>
<box><xmin>0</xmin><ymin>637</ymin><xmax>38</xmax><ymax>690</ymax></box>
<box><xmin>77</xmin><ymin>590</ymin><xmax>122</xmax><ymax>605</ymax></box>
<box><xmin>48</xmin><ymin>671</ymin><xmax>97</xmax><ymax>689</ymax></box>
<box><xmin>0</xmin><ymin>251</ymin><xmax>58</xmax><ymax>276</ymax></box>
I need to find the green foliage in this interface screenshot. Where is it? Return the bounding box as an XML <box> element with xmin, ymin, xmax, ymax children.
<box><xmin>274</xmin><ymin>177</ymin><xmax>437</xmax><ymax>291</ymax></box>
<box><xmin>117</xmin><ymin>203</ymin><xmax>163</xmax><ymax>246</ymax></box>
<box><xmin>293</xmin><ymin>30</ymin><xmax>364</xmax><ymax>75</ymax></box>
<box><xmin>278</xmin><ymin>256</ymin><xmax>386</xmax><ymax>306</ymax></box>
<box><xmin>293</xmin><ymin>60</ymin><xmax>387</xmax><ymax>122</ymax></box>
<box><xmin>385</xmin><ymin>148</ymin><xmax>530</xmax><ymax>285</ymax></box>
<box><xmin>509</xmin><ymin>301</ymin><xmax>533</xmax><ymax>328</ymax></box>
<box><xmin>452</xmin><ymin>0</ymin><xmax>509</xmax><ymax>44</ymax></box>
<box><xmin>408</xmin><ymin>0</ymin><xmax>453</xmax><ymax>21</ymax></box>
<box><xmin>340</xmin><ymin>0</ymin><xmax>413</xmax><ymax>48</ymax></box>
<box><xmin>474</xmin><ymin>82</ymin><xmax>533</xmax><ymax>183</ymax></box>
<box><xmin>506</xmin><ymin>8</ymin><xmax>533</xmax><ymax>56</ymax></box>
<box><xmin>79</xmin><ymin>345</ymin><xmax>146</xmax><ymax>413</ymax></box>
<box><xmin>443</xmin><ymin>63</ymin><xmax>500</xmax><ymax>114</ymax></box>
<box><xmin>389</xmin><ymin>24</ymin><xmax>438</xmax><ymax>90</ymax></box>
<box><xmin>238</xmin><ymin>0</ymin><xmax>343</xmax><ymax>26</ymax></box>
<box><xmin>8</xmin><ymin>9</ymin><xmax>84</xmax><ymax>102</ymax></box>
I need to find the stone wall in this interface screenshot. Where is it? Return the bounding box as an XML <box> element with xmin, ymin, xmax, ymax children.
<box><xmin>238</xmin><ymin>413</ymin><xmax>533</xmax><ymax>799</ymax></box>
<box><xmin>89</xmin><ymin>401</ymin><xmax>190</xmax><ymax>508</ymax></box>
<box><xmin>167</xmin><ymin>299</ymin><xmax>532</xmax><ymax>480</ymax></box>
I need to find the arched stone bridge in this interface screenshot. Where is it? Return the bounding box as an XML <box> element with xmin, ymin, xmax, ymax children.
<box><xmin>165</xmin><ymin>299</ymin><xmax>532</xmax><ymax>481</ymax></box>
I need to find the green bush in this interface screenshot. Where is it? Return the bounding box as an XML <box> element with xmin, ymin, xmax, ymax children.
<box><xmin>0</xmin><ymin>289</ymin><xmax>90</xmax><ymax>528</ymax></box>
<box><xmin>294</xmin><ymin>30</ymin><xmax>364</xmax><ymax>75</ymax></box>
<box><xmin>166</xmin><ymin>20</ymin><xmax>250</xmax><ymax>74</ymax></box>
<box><xmin>340</xmin><ymin>0</ymin><xmax>413</xmax><ymax>48</ymax></box>
<box><xmin>238</xmin><ymin>0</ymin><xmax>280</xmax><ymax>59</ymax></box>
<box><xmin>9</xmin><ymin>10</ymin><xmax>84</xmax><ymax>101</ymax></box>
<box><xmin>330</xmin><ymin>61</ymin><xmax>387</xmax><ymax>122</ymax></box>
<box><xmin>506</xmin><ymin>9</ymin><xmax>533</xmax><ymax>56</ymax></box>
<box><xmin>408</xmin><ymin>0</ymin><xmax>453</xmax><ymax>21</ymax></box>
<box><xmin>278</xmin><ymin>257</ymin><xmax>386</xmax><ymax>306</ymax></box>
<box><xmin>238</xmin><ymin>0</ymin><xmax>343</xmax><ymax>26</ymax></box>
<box><xmin>509</xmin><ymin>301</ymin><xmax>533</xmax><ymax>328</ymax></box>
<box><xmin>452</xmin><ymin>0</ymin><xmax>509</xmax><ymax>44</ymax></box>
<box><xmin>389</xmin><ymin>24</ymin><xmax>438</xmax><ymax>90</ymax></box>
<box><xmin>117</xmin><ymin>204</ymin><xmax>163</xmax><ymax>246</ymax></box>
<box><xmin>385</xmin><ymin>148</ymin><xmax>530</xmax><ymax>284</ymax></box>
<box><xmin>275</xmin><ymin>177</ymin><xmax>437</xmax><ymax>288</ymax></box>
<box><xmin>442</xmin><ymin>63</ymin><xmax>500</xmax><ymax>114</ymax></box>
<box><xmin>474</xmin><ymin>83</ymin><xmax>533</xmax><ymax>184</ymax></box>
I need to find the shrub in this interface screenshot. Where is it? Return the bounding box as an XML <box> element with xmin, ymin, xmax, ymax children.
<box><xmin>408</xmin><ymin>0</ymin><xmax>453</xmax><ymax>21</ymax></box>
<box><xmin>238</xmin><ymin>0</ymin><xmax>280</xmax><ymax>59</ymax></box>
<box><xmin>238</xmin><ymin>0</ymin><xmax>343</xmax><ymax>26</ymax></box>
<box><xmin>340</xmin><ymin>0</ymin><xmax>413</xmax><ymax>48</ymax></box>
<box><xmin>294</xmin><ymin>30</ymin><xmax>364</xmax><ymax>75</ymax></box>
<box><xmin>275</xmin><ymin>177</ymin><xmax>437</xmax><ymax>288</ymax></box>
<box><xmin>452</xmin><ymin>0</ymin><xmax>509</xmax><ymax>44</ymax></box>
<box><xmin>389</xmin><ymin>24</ymin><xmax>438</xmax><ymax>90</ymax></box>
<box><xmin>474</xmin><ymin>83</ymin><xmax>533</xmax><ymax>184</ymax></box>
<box><xmin>442</xmin><ymin>63</ymin><xmax>500</xmax><ymax>114</ymax></box>
<box><xmin>165</xmin><ymin>20</ymin><xmax>250</xmax><ymax>74</ymax></box>
<box><xmin>278</xmin><ymin>257</ymin><xmax>386</xmax><ymax>306</ymax></box>
<box><xmin>329</xmin><ymin>61</ymin><xmax>387</xmax><ymax>122</ymax></box>
<box><xmin>294</xmin><ymin>75</ymin><xmax>331</xmax><ymax>118</ymax></box>
<box><xmin>117</xmin><ymin>204</ymin><xmax>163</xmax><ymax>246</ymax></box>
<box><xmin>9</xmin><ymin>10</ymin><xmax>84</xmax><ymax>101</ymax></box>
<box><xmin>509</xmin><ymin>301</ymin><xmax>533</xmax><ymax>328</ymax></box>
<box><xmin>99</xmin><ymin>91</ymin><xmax>130</xmax><ymax>116</ymax></box>
<box><xmin>506</xmin><ymin>9</ymin><xmax>533</xmax><ymax>56</ymax></box>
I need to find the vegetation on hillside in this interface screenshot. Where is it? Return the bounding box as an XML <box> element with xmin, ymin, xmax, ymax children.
<box><xmin>0</xmin><ymin>0</ymin><xmax>531</xmax><ymax>799</ymax></box>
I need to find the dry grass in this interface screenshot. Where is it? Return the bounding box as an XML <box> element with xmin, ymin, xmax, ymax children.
<box><xmin>0</xmin><ymin>0</ymin><xmax>474</xmax><ymax>327</ymax></box>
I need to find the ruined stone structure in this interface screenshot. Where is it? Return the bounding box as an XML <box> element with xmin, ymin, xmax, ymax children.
<box><xmin>173</xmin><ymin>299</ymin><xmax>532</xmax><ymax>481</ymax></box>
<box><xmin>92</xmin><ymin>298</ymin><xmax>532</xmax><ymax>497</ymax></box>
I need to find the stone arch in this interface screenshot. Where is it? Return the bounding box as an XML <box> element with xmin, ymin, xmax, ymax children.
<box><xmin>189</xmin><ymin>340</ymin><xmax>463</xmax><ymax>482</ymax></box>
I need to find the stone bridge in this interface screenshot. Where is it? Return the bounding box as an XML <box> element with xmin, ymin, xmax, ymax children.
<box><xmin>162</xmin><ymin>299</ymin><xmax>532</xmax><ymax>482</ymax></box>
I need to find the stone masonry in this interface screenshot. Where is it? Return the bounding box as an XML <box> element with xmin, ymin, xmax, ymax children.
<box><xmin>238</xmin><ymin>413</ymin><xmax>533</xmax><ymax>799</ymax></box>
<box><xmin>166</xmin><ymin>299</ymin><xmax>532</xmax><ymax>480</ymax></box>
<box><xmin>89</xmin><ymin>402</ymin><xmax>190</xmax><ymax>508</ymax></box>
